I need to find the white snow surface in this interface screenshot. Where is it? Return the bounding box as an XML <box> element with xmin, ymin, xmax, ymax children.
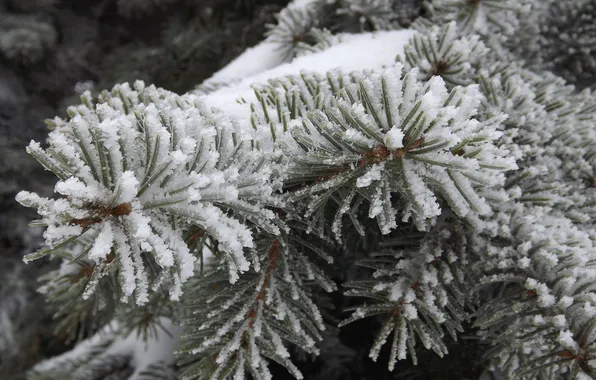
<box><xmin>200</xmin><ymin>29</ymin><xmax>417</xmax><ymax>120</ymax></box>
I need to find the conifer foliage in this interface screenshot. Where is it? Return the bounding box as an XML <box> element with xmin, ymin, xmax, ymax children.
<box><xmin>17</xmin><ymin>82</ymin><xmax>279</xmax><ymax>305</ymax></box>
<box><xmin>11</xmin><ymin>0</ymin><xmax>596</xmax><ymax>379</ymax></box>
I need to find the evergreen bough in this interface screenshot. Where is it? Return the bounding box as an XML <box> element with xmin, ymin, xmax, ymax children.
<box><xmin>13</xmin><ymin>0</ymin><xmax>596</xmax><ymax>379</ymax></box>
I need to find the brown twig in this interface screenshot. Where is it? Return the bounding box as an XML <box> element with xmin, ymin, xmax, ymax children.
<box><xmin>70</xmin><ymin>202</ymin><xmax>133</xmax><ymax>228</ymax></box>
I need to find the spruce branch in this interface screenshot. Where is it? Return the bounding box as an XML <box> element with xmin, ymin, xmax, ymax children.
<box><xmin>38</xmin><ymin>258</ymin><xmax>120</xmax><ymax>342</ymax></box>
<box><xmin>281</xmin><ymin>64</ymin><xmax>517</xmax><ymax>234</ymax></box>
<box><xmin>335</xmin><ymin>0</ymin><xmax>400</xmax><ymax>31</ymax></box>
<box><xmin>428</xmin><ymin>0</ymin><xmax>533</xmax><ymax>35</ymax></box>
<box><xmin>265</xmin><ymin>2</ymin><xmax>322</xmax><ymax>61</ymax></box>
<box><xmin>294</xmin><ymin>28</ymin><xmax>343</xmax><ymax>57</ymax></box>
<box><xmin>490</xmin><ymin>66</ymin><xmax>596</xmax><ymax>223</ymax></box>
<box><xmin>177</xmin><ymin>231</ymin><xmax>335</xmax><ymax>380</ymax></box>
<box><xmin>340</xmin><ymin>217</ymin><xmax>474</xmax><ymax>371</ymax></box>
<box><xmin>13</xmin><ymin>1</ymin><xmax>596</xmax><ymax>378</ymax></box>
<box><xmin>16</xmin><ymin>81</ymin><xmax>280</xmax><ymax>305</ymax></box>
<box><xmin>400</xmin><ymin>21</ymin><xmax>489</xmax><ymax>86</ymax></box>
<box><xmin>28</xmin><ymin>319</ymin><xmax>180</xmax><ymax>380</ymax></box>
<box><xmin>473</xmin><ymin>205</ymin><xmax>596</xmax><ymax>379</ymax></box>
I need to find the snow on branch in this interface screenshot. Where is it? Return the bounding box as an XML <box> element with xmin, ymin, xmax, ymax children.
<box><xmin>473</xmin><ymin>205</ymin><xmax>596</xmax><ymax>378</ymax></box>
<box><xmin>429</xmin><ymin>0</ymin><xmax>533</xmax><ymax>35</ymax></box>
<box><xmin>341</xmin><ymin>218</ymin><xmax>472</xmax><ymax>370</ymax></box>
<box><xmin>399</xmin><ymin>21</ymin><xmax>488</xmax><ymax>86</ymax></box>
<box><xmin>279</xmin><ymin>63</ymin><xmax>517</xmax><ymax>233</ymax></box>
<box><xmin>17</xmin><ymin>82</ymin><xmax>279</xmax><ymax>305</ymax></box>
<box><xmin>178</xmin><ymin>232</ymin><xmax>335</xmax><ymax>380</ymax></box>
<box><xmin>29</xmin><ymin>319</ymin><xmax>179</xmax><ymax>380</ymax></box>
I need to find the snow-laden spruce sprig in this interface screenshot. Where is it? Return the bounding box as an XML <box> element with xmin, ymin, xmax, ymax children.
<box><xmin>470</xmin><ymin>63</ymin><xmax>596</xmax><ymax>230</ymax></box>
<box><xmin>28</xmin><ymin>318</ymin><xmax>178</xmax><ymax>380</ymax></box>
<box><xmin>429</xmin><ymin>0</ymin><xmax>533</xmax><ymax>36</ymax></box>
<box><xmin>473</xmin><ymin>204</ymin><xmax>596</xmax><ymax>378</ymax></box>
<box><xmin>478</xmin><ymin>64</ymin><xmax>546</xmax><ymax>130</ymax></box>
<box><xmin>294</xmin><ymin>28</ymin><xmax>343</xmax><ymax>57</ymax></box>
<box><xmin>399</xmin><ymin>21</ymin><xmax>489</xmax><ymax>86</ymax></box>
<box><xmin>17</xmin><ymin>81</ymin><xmax>279</xmax><ymax>305</ymax></box>
<box><xmin>250</xmin><ymin>69</ymin><xmax>354</xmax><ymax>150</ymax></box>
<box><xmin>474</xmin><ymin>65</ymin><xmax>569</xmax><ymax>209</ymax></box>
<box><xmin>36</xmin><ymin>246</ymin><xmax>121</xmax><ymax>342</ymax></box>
<box><xmin>546</xmin><ymin>90</ymin><xmax>596</xmax><ymax>187</ymax></box>
<box><xmin>37</xmin><ymin>243</ymin><xmax>175</xmax><ymax>344</ymax></box>
<box><xmin>282</xmin><ymin>63</ymin><xmax>517</xmax><ymax>234</ymax></box>
<box><xmin>178</xmin><ymin>232</ymin><xmax>335</xmax><ymax>380</ymax></box>
<box><xmin>341</xmin><ymin>217</ymin><xmax>473</xmax><ymax>370</ymax></box>
<box><xmin>265</xmin><ymin>1</ymin><xmax>321</xmax><ymax>61</ymax></box>
<box><xmin>503</xmin><ymin>69</ymin><xmax>596</xmax><ymax>224</ymax></box>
